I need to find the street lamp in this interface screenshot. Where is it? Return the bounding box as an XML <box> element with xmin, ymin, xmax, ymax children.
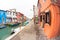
<box><xmin>33</xmin><ymin>5</ymin><xmax>39</xmax><ymax>24</ymax></box>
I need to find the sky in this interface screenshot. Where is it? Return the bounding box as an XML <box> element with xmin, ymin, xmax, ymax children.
<box><xmin>0</xmin><ymin>0</ymin><xmax>38</xmax><ymax>19</ymax></box>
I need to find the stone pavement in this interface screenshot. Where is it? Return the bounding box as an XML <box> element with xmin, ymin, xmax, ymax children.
<box><xmin>10</xmin><ymin>20</ymin><xmax>60</xmax><ymax>40</ymax></box>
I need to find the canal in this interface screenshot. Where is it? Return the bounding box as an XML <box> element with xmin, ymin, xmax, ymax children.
<box><xmin>0</xmin><ymin>20</ymin><xmax>29</xmax><ymax>40</ymax></box>
<box><xmin>0</xmin><ymin>26</ymin><xmax>19</xmax><ymax>40</ymax></box>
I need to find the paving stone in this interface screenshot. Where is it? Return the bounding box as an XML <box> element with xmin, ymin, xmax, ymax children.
<box><xmin>11</xmin><ymin>20</ymin><xmax>60</xmax><ymax>40</ymax></box>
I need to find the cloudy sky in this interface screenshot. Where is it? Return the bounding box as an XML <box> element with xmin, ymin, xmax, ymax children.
<box><xmin>0</xmin><ymin>0</ymin><xmax>38</xmax><ymax>19</ymax></box>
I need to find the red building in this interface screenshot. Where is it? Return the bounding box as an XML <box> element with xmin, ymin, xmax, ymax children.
<box><xmin>16</xmin><ymin>12</ymin><xmax>24</xmax><ymax>23</ymax></box>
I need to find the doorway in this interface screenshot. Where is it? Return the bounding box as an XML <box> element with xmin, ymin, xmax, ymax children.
<box><xmin>40</xmin><ymin>12</ymin><xmax>45</xmax><ymax>28</ymax></box>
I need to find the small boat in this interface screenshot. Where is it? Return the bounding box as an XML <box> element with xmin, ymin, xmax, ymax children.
<box><xmin>23</xmin><ymin>21</ymin><xmax>29</xmax><ymax>26</ymax></box>
<box><xmin>0</xmin><ymin>24</ymin><xmax>6</xmax><ymax>29</ymax></box>
<box><xmin>6</xmin><ymin>22</ymin><xmax>20</xmax><ymax>27</ymax></box>
<box><xmin>10</xmin><ymin>28</ymin><xmax>15</xmax><ymax>35</ymax></box>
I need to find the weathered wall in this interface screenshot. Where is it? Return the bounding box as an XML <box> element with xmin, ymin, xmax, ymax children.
<box><xmin>38</xmin><ymin>0</ymin><xmax>60</xmax><ymax>38</ymax></box>
<box><xmin>44</xmin><ymin>5</ymin><xmax>60</xmax><ymax>38</ymax></box>
<box><xmin>39</xmin><ymin>0</ymin><xmax>51</xmax><ymax>12</ymax></box>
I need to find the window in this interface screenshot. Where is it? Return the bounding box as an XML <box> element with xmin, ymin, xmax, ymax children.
<box><xmin>9</xmin><ymin>12</ymin><xmax>11</xmax><ymax>15</ymax></box>
<box><xmin>13</xmin><ymin>12</ymin><xmax>16</xmax><ymax>15</ymax></box>
<box><xmin>40</xmin><ymin>15</ymin><xmax>42</xmax><ymax>22</ymax></box>
<box><xmin>38</xmin><ymin>3</ymin><xmax>41</xmax><ymax>8</ymax></box>
<box><xmin>7</xmin><ymin>12</ymin><xmax>8</xmax><ymax>15</ymax></box>
<box><xmin>43</xmin><ymin>0</ymin><xmax>46</xmax><ymax>3</ymax></box>
<box><xmin>13</xmin><ymin>13</ymin><xmax>14</xmax><ymax>15</ymax></box>
<box><xmin>45</xmin><ymin>11</ymin><xmax>51</xmax><ymax>25</ymax></box>
<box><xmin>10</xmin><ymin>12</ymin><xmax>11</xmax><ymax>15</ymax></box>
<box><xmin>40</xmin><ymin>13</ymin><xmax>45</xmax><ymax>28</ymax></box>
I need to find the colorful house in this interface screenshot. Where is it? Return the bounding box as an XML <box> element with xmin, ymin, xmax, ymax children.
<box><xmin>6</xmin><ymin>9</ymin><xmax>17</xmax><ymax>23</ymax></box>
<box><xmin>6</xmin><ymin>10</ymin><xmax>12</xmax><ymax>23</ymax></box>
<box><xmin>24</xmin><ymin>16</ymin><xmax>27</xmax><ymax>22</ymax></box>
<box><xmin>0</xmin><ymin>10</ymin><xmax>7</xmax><ymax>24</ymax></box>
<box><xmin>16</xmin><ymin>12</ymin><xmax>24</xmax><ymax>23</ymax></box>
<box><xmin>38</xmin><ymin>0</ymin><xmax>60</xmax><ymax>38</ymax></box>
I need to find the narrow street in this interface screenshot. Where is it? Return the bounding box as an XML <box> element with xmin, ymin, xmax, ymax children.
<box><xmin>0</xmin><ymin>0</ymin><xmax>60</xmax><ymax>40</ymax></box>
<box><xmin>10</xmin><ymin>20</ymin><xmax>60</xmax><ymax>40</ymax></box>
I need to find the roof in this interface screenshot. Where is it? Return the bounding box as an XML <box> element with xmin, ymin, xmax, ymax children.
<box><xmin>16</xmin><ymin>12</ymin><xmax>24</xmax><ymax>16</ymax></box>
<box><xmin>0</xmin><ymin>10</ymin><xmax>7</xmax><ymax>12</ymax></box>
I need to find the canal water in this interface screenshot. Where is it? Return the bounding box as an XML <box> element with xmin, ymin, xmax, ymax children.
<box><xmin>0</xmin><ymin>21</ymin><xmax>29</xmax><ymax>40</ymax></box>
<box><xmin>0</xmin><ymin>26</ymin><xmax>19</xmax><ymax>40</ymax></box>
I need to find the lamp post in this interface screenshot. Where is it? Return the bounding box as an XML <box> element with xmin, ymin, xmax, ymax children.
<box><xmin>33</xmin><ymin>5</ymin><xmax>35</xmax><ymax>24</ymax></box>
<box><xmin>33</xmin><ymin>5</ymin><xmax>38</xmax><ymax>24</ymax></box>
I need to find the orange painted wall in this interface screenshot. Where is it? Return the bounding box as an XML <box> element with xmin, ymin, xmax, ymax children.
<box><xmin>38</xmin><ymin>0</ymin><xmax>60</xmax><ymax>38</ymax></box>
<box><xmin>44</xmin><ymin>5</ymin><xmax>60</xmax><ymax>38</ymax></box>
<box><xmin>39</xmin><ymin>0</ymin><xmax>51</xmax><ymax>12</ymax></box>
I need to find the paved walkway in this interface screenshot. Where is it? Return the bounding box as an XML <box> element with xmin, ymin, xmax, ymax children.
<box><xmin>10</xmin><ymin>20</ymin><xmax>60</xmax><ymax>40</ymax></box>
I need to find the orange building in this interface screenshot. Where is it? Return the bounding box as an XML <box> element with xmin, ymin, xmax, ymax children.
<box><xmin>38</xmin><ymin>0</ymin><xmax>60</xmax><ymax>38</ymax></box>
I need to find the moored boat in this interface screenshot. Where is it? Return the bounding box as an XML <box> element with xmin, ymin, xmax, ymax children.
<box><xmin>5</xmin><ymin>22</ymin><xmax>20</xmax><ymax>27</ymax></box>
<box><xmin>0</xmin><ymin>24</ymin><xmax>6</xmax><ymax>29</ymax></box>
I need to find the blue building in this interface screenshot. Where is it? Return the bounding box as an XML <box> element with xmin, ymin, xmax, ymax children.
<box><xmin>0</xmin><ymin>10</ymin><xmax>7</xmax><ymax>24</ymax></box>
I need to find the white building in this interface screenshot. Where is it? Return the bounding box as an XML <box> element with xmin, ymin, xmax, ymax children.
<box><xmin>6</xmin><ymin>9</ymin><xmax>17</xmax><ymax>23</ymax></box>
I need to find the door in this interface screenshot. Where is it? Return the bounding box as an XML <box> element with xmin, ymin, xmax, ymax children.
<box><xmin>40</xmin><ymin>13</ymin><xmax>45</xmax><ymax>28</ymax></box>
<box><xmin>2</xmin><ymin>17</ymin><xmax>5</xmax><ymax>24</ymax></box>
